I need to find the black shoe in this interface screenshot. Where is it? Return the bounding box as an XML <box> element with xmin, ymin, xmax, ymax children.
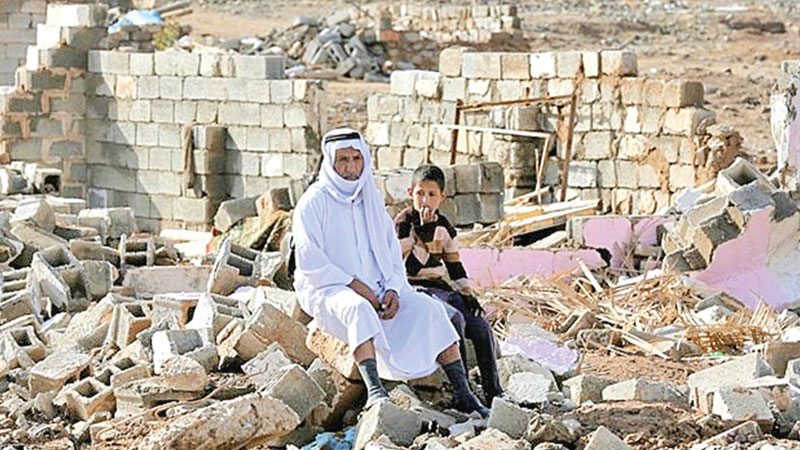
<box><xmin>455</xmin><ymin>394</ymin><xmax>490</xmax><ymax>418</ymax></box>
<box><xmin>364</xmin><ymin>390</ymin><xmax>390</xmax><ymax>409</ymax></box>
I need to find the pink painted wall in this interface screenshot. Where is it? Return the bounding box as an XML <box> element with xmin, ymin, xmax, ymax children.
<box><xmin>460</xmin><ymin>247</ymin><xmax>603</xmax><ymax>287</ymax></box>
<box><xmin>582</xmin><ymin>216</ymin><xmax>675</xmax><ymax>270</ymax></box>
<box><xmin>691</xmin><ymin>207</ymin><xmax>791</xmax><ymax>309</ymax></box>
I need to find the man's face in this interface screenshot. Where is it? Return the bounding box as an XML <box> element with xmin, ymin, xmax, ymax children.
<box><xmin>333</xmin><ymin>147</ymin><xmax>364</xmax><ymax>181</ymax></box>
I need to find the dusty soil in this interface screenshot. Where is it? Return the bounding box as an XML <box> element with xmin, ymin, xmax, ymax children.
<box><xmin>580</xmin><ymin>350</ymin><xmax>716</xmax><ymax>385</ymax></box>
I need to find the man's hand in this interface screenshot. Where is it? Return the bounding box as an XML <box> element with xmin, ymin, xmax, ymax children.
<box><xmin>348</xmin><ymin>278</ymin><xmax>380</xmax><ymax>311</ymax></box>
<box><xmin>419</xmin><ymin>206</ymin><xmax>438</xmax><ymax>225</ymax></box>
<box><xmin>381</xmin><ymin>290</ymin><xmax>399</xmax><ymax>320</ymax></box>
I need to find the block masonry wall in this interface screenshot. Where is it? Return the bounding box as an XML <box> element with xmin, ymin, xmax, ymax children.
<box><xmin>0</xmin><ymin>0</ymin><xmax>47</xmax><ymax>85</ymax></box>
<box><xmin>363</xmin><ymin>4</ymin><xmax>521</xmax><ymax>44</ymax></box>
<box><xmin>366</xmin><ymin>49</ymin><xmax>741</xmax><ymax>214</ymax></box>
<box><xmin>0</xmin><ymin>3</ymin><xmax>326</xmax><ymax>232</ymax></box>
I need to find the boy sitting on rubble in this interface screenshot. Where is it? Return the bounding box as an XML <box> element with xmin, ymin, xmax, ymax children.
<box><xmin>394</xmin><ymin>165</ymin><xmax>503</xmax><ymax>405</ymax></box>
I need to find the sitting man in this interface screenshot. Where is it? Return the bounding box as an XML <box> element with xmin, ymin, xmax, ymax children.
<box><xmin>292</xmin><ymin>128</ymin><xmax>489</xmax><ymax>417</ymax></box>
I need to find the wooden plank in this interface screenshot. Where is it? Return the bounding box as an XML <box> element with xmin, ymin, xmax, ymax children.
<box><xmin>432</xmin><ymin>124</ymin><xmax>552</xmax><ymax>139</ymax></box>
<box><xmin>458</xmin><ymin>94</ymin><xmax>573</xmax><ymax>112</ymax></box>
<box><xmin>559</xmin><ymin>93</ymin><xmax>578</xmax><ymax>202</ymax></box>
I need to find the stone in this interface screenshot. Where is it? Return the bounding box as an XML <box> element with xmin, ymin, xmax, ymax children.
<box><xmin>308</xmin><ymin>358</ymin><xmax>364</xmax><ymax>429</ymax></box>
<box><xmin>454</xmin><ymin>428</ymin><xmax>530</xmax><ymax>450</ymax></box>
<box><xmin>242</xmin><ymin>342</ymin><xmax>292</xmax><ymax>385</ymax></box>
<box><xmin>562</xmin><ymin>374</ymin><xmax>616</xmax><ymax>403</ymax></box>
<box><xmin>710</xmin><ymin>387</ymin><xmax>774</xmax><ymax>425</ymax></box>
<box><xmin>497</xmin><ymin>355</ymin><xmax>556</xmax><ymax>386</ymax></box>
<box><xmin>530</xmin><ymin>52</ymin><xmax>556</xmax><ymax>79</ymax></box>
<box><xmin>139</xmin><ymin>392</ymin><xmax>301</xmax><ymax>450</ymax></box>
<box><xmin>487</xmin><ymin>397</ymin><xmax>533</xmax><ymax>439</ymax></box>
<box><xmin>114</xmin><ymin>377</ymin><xmax>200</xmax><ymax>417</ymax></box>
<box><xmin>28</xmin><ymin>351</ymin><xmax>91</xmax><ymax>395</ymax></box>
<box><xmin>235</xmin><ymin>302</ymin><xmax>316</xmax><ymax>365</ymax></box>
<box><xmin>354</xmin><ymin>401</ymin><xmax>423</xmax><ymax>450</ymax></box>
<box><xmin>506</xmin><ymin>372</ymin><xmax>557</xmax><ymax>404</ymax></box>
<box><xmin>663</xmin><ymin>80</ymin><xmax>704</xmax><ymax>108</ymax></box>
<box><xmin>306</xmin><ymin>325</ymin><xmax>360</xmax><ymax>380</ymax></box>
<box><xmin>501</xmin><ymin>53</ymin><xmax>531</xmax><ymax>80</ymax></box>
<box><xmin>525</xmin><ymin>416</ymin><xmax>578</xmax><ymax>445</ymax></box>
<box><xmin>122</xmin><ymin>266</ymin><xmax>212</xmax><ymax>297</ymax></box>
<box><xmin>600</xmin><ymin>50</ymin><xmax>637</xmax><ymax>76</ymax></box>
<box><xmin>462</xmin><ymin>53</ymin><xmax>501</xmax><ymax>79</ymax></box>
<box><xmin>161</xmin><ymin>356</ymin><xmax>207</xmax><ymax>392</ymax></box>
<box><xmin>11</xmin><ymin>198</ymin><xmax>55</xmax><ymax>232</ymax></box>
<box><xmin>261</xmin><ymin>364</ymin><xmax>326</xmax><ymax>421</ymax></box>
<box><xmin>584</xmin><ymin>426</ymin><xmax>631</xmax><ymax>450</ymax></box>
<box><xmin>602</xmin><ymin>379</ymin><xmax>685</xmax><ymax>404</ymax></box>
<box><xmin>696</xmin><ymin>421</ymin><xmax>762</xmax><ymax>447</ymax></box>
<box><xmin>439</xmin><ymin>47</ymin><xmax>472</xmax><ymax>77</ymax></box>
<box><xmin>687</xmin><ymin>353</ymin><xmax>774</xmax><ymax>413</ymax></box>
<box><xmin>151</xmin><ymin>329</ymin><xmax>218</xmax><ymax>374</ymax></box>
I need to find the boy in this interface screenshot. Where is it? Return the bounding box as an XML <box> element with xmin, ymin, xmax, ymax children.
<box><xmin>394</xmin><ymin>165</ymin><xmax>503</xmax><ymax>404</ymax></box>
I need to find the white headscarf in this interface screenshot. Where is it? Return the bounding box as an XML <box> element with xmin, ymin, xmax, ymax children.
<box><xmin>316</xmin><ymin>128</ymin><xmax>394</xmax><ymax>281</ymax></box>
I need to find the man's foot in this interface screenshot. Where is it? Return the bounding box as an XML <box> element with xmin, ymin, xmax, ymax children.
<box><xmin>364</xmin><ymin>389</ymin><xmax>390</xmax><ymax>409</ymax></box>
<box><xmin>454</xmin><ymin>393</ymin><xmax>490</xmax><ymax>418</ymax></box>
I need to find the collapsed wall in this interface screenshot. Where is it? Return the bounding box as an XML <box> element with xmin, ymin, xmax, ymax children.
<box><xmin>0</xmin><ymin>0</ymin><xmax>47</xmax><ymax>85</ymax></box>
<box><xmin>0</xmin><ymin>3</ymin><xmax>326</xmax><ymax>232</ymax></box>
<box><xmin>366</xmin><ymin>49</ymin><xmax>742</xmax><ymax>214</ymax></box>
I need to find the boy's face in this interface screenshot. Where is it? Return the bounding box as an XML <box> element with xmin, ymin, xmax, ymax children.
<box><xmin>409</xmin><ymin>180</ymin><xmax>445</xmax><ymax>214</ymax></box>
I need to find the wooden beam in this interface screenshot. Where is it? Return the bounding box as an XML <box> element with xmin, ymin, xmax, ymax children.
<box><xmin>432</xmin><ymin>124</ymin><xmax>552</xmax><ymax>139</ymax></box>
<box><xmin>559</xmin><ymin>93</ymin><xmax>578</xmax><ymax>202</ymax></box>
<box><xmin>458</xmin><ymin>94</ymin><xmax>574</xmax><ymax>112</ymax></box>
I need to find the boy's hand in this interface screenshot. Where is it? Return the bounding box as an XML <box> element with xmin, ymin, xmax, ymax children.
<box><xmin>381</xmin><ymin>290</ymin><xmax>399</xmax><ymax>320</ymax></box>
<box><xmin>419</xmin><ymin>206</ymin><xmax>438</xmax><ymax>225</ymax></box>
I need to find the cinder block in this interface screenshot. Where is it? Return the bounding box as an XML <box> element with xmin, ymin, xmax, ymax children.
<box><xmin>269</xmin><ymin>80</ymin><xmax>293</xmax><ymax>103</ymax></box>
<box><xmin>175</xmin><ymin>52</ymin><xmax>200</xmax><ymax>76</ymax></box>
<box><xmin>530</xmin><ymin>52</ymin><xmax>556</xmax><ymax>78</ymax></box>
<box><xmin>246</xmin><ymin>79</ymin><xmax>270</xmax><ymax>103</ymax></box>
<box><xmin>354</xmin><ymin>401</ymin><xmax>422</xmax><ymax>450</ymax></box>
<box><xmin>600</xmin><ymin>50</ymin><xmax>637</xmax><ymax>76</ymax></box>
<box><xmin>219</xmin><ymin>102</ymin><xmax>260</xmax><ymax>126</ymax></box>
<box><xmin>150</xmin><ymin>100</ymin><xmax>174</xmax><ymax>123</ymax></box>
<box><xmin>129</xmin><ymin>53</ymin><xmax>154</xmax><ymax>76</ymax></box>
<box><xmin>669</xmin><ymin>164</ymin><xmax>695</xmax><ymax>191</ymax></box>
<box><xmin>159</xmin><ymin>124</ymin><xmax>181</xmax><ymax>148</ymax></box>
<box><xmin>487</xmin><ymin>397</ymin><xmax>532</xmax><ymax>439</ymax></box>
<box><xmin>88</xmin><ymin>50</ymin><xmax>129</xmax><ymax>75</ymax></box>
<box><xmin>583</xmin><ymin>131</ymin><xmax>613</xmax><ymax>160</ymax></box>
<box><xmin>500</xmin><ymin>53</ymin><xmax>530</xmax><ymax>80</ymax></box>
<box><xmin>616</xmin><ymin>160</ymin><xmax>638</xmax><ymax>189</ymax></box>
<box><xmin>128</xmin><ymin>100</ymin><xmax>151</xmax><ymax>122</ymax></box>
<box><xmin>136</xmin><ymin>123</ymin><xmax>159</xmax><ymax>146</ymax></box>
<box><xmin>261</xmin><ymin>364</ymin><xmax>325</xmax><ymax>420</ymax></box>
<box><xmin>46</xmin><ymin>3</ymin><xmax>107</xmax><ymax>27</ymax></box>
<box><xmin>462</xmin><ymin>52</ymin><xmax>501</xmax><ymax>79</ymax></box>
<box><xmin>663</xmin><ymin>107</ymin><xmax>716</xmax><ymax>135</ymax></box>
<box><xmin>154</xmin><ymin>51</ymin><xmax>180</xmax><ymax>76</ymax></box>
<box><xmin>233</xmin><ymin>54</ymin><xmax>285</xmax><ymax>79</ymax></box>
<box><xmin>663</xmin><ymin>80</ymin><xmax>704</xmax><ymax>107</ymax></box>
<box><xmin>643</xmin><ymin>79</ymin><xmax>665</xmax><ymax>106</ymax></box>
<box><xmin>439</xmin><ymin>46</ymin><xmax>471</xmax><ymax>77</ymax></box>
<box><xmin>556</xmin><ymin>51</ymin><xmax>582</xmax><ymax>78</ymax></box>
<box><xmin>582</xmin><ymin>51</ymin><xmax>600</xmax><ymax>77</ymax></box>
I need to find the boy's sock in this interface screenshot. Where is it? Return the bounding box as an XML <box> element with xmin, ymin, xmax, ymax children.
<box><xmin>357</xmin><ymin>358</ymin><xmax>389</xmax><ymax>407</ymax></box>
<box><xmin>442</xmin><ymin>360</ymin><xmax>490</xmax><ymax>418</ymax></box>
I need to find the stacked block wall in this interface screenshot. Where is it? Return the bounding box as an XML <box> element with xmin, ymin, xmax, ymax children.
<box><xmin>0</xmin><ymin>0</ymin><xmax>47</xmax><ymax>85</ymax></box>
<box><xmin>362</xmin><ymin>4</ymin><xmax>521</xmax><ymax>44</ymax></box>
<box><xmin>84</xmin><ymin>50</ymin><xmax>324</xmax><ymax>231</ymax></box>
<box><xmin>366</xmin><ymin>49</ymin><xmax>736</xmax><ymax>214</ymax></box>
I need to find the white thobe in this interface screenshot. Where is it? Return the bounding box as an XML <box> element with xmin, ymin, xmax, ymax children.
<box><xmin>293</xmin><ymin>185</ymin><xmax>459</xmax><ymax>380</ymax></box>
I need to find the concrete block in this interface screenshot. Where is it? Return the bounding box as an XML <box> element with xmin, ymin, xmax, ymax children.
<box><xmin>46</xmin><ymin>3</ymin><xmax>107</xmax><ymax>27</ymax></box>
<box><xmin>129</xmin><ymin>53</ymin><xmax>154</xmax><ymax>76</ymax></box>
<box><xmin>487</xmin><ymin>397</ymin><xmax>533</xmax><ymax>439</ymax></box>
<box><xmin>261</xmin><ymin>364</ymin><xmax>325</xmax><ymax>420</ymax></box>
<box><xmin>234</xmin><ymin>54</ymin><xmax>285</xmax><ymax>79</ymax></box>
<box><xmin>12</xmin><ymin>197</ymin><xmax>55</xmax><ymax>232</ymax></box>
<box><xmin>307</xmin><ymin>358</ymin><xmax>364</xmax><ymax>428</ymax></box>
<box><xmin>439</xmin><ymin>46</ymin><xmax>471</xmax><ymax>77</ymax></box>
<box><xmin>28</xmin><ymin>350</ymin><xmax>91</xmax><ymax>395</ymax></box>
<box><xmin>669</xmin><ymin>165</ymin><xmax>696</xmax><ymax>191</ymax></box>
<box><xmin>390</xmin><ymin>70</ymin><xmax>418</xmax><ymax>96</ymax></box>
<box><xmin>161</xmin><ymin>355</ymin><xmax>207</xmax><ymax>392</ymax></box>
<box><xmin>663</xmin><ymin>107</ymin><xmax>716</xmax><ymax>135</ymax></box>
<box><xmin>269</xmin><ymin>80</ymin><xmax>293</xmax><ymax>103</ymax></box>
<box><xmin>154</xmin><ymin>51</ymin><xmax>181</xmax><ymax>76</ymax></box>
<box><xmin>115</xmin><ymin>301</ymin><xmax>152</xmax><ymax>349</ymax></box>
<box><xmin>643</xmin><ymin>79</ymin><xmax>665</xmax><ymax>106</ymax></box>
<box><xmin>687</xmin><ymin>353</ymin><xmax>774</xmax><ymax>413</ymax></box>
<box><xmin>462</xmin><ymin>52</ymin><xmax>501</xmax><ymax>79</ymax></box>
<box><xmin>235</xmin><ymin>302</ymin><xmax>316</xmax><ymax>365</ymax></box>
<box><xmin>584</xmin><ymin>426</ymin><xmax>631</xmax><ymax>450</ymax></box>
<box><xmin>507</xmin><ymin>371</ymin><xmax>557</xmax><ymax>404</ymax></box>
<box><xmin>556</xmin><ymin>51</ymin><xmax>582</xmax><ymax>78</ymax></box>
<box><xmin>582</xmin><ymin>51</ymin><xmax>600</xmax><ymax>77</ymax></box>
<box><xmin>600</xmin><ymin>50</ymin><xmax>637</xmax><ymax>76</ymax></box>
<box><xmin>710</xmin><ymin>387</ymin><xmax>774</xmax><ymax>425</ymax></box>
<box><xmin>219</xmin><ymin>102</ymin><xmax>261</xmax><ymax>126</ymax></box>
<box><xmin>616</xmin><ymin>161</ymin><xmax>638</xmax><ymax>189</ymax></box>
<box><xmin>602</xmin><ymin>379</ymin><xmax>684</xmax><ymax>403</ymax></box>
<box><xmin>663</xmin><ymin>80</ymin><xmax>704</xmax><ymax>107</ymax></box>
<box><xmin>453</xmin><ymin>193</ymin><xmax>480</xmax><ymax>226</ymax></box>
<box><xmin>152</xmin><ymin>328</ymin><xmax>218</xmax><ymax>374</ymax></box>
<box><xmin>562</xmin><ymin>374</ymin><xmax>615</xmax><ymax>403</ymax></box>
<box><xmin>500</xmin><ymin>53</ymin><xmax>530</xmax><ymax>80</ymax></box>
<box><xmin>697</xmin><ymin>421</ymin><xmax>763</xmax><ymax>447</ymax></box>
<box><xmin>582</xmin><ymin>131</ymin><xmax>613</xmax><ymax>160</ymax></box>
<box><xmin>530</xmin><ymin>52</ymin><xmax>557</xmax><ymax>79</ymax></box>
<box><xmin>567</xmin><ymin>161</ymin><xmax>598</xmax><ymax>188</ymax></box>
<box><xmin>354</xmin><ymin>400</ymin><xmax>422</xmax><ymax>450</ymax></box>
<box><xmin>306</xmin><ymin>325</ymin><xmax>359</xmax><ymax>380</ymax></box>
<box><xmin>88</xmin><ymin>50</ymin><xmax>129</xmax><ymax>75</ymax></box>
<box><xmin>64</xmin><ymin>377</ymin><xmax>114</xmax><ymax>420</ymax></box>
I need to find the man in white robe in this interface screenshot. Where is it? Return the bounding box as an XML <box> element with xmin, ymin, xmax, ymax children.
<box><xmin>293</xmin><ymin>128</ymin><xmax>489</xmax><ymax>416</ymax></box>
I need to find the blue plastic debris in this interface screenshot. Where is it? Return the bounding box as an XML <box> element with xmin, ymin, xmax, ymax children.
<box><xmin>301</xmin><ymin>427</ymin><xmax>356</xmax><ymax>450</ymax></box>
<box><xmin>109</xmin><ymin>10</ymin><xmax>163</xmax><ymax>35</ymax></box>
